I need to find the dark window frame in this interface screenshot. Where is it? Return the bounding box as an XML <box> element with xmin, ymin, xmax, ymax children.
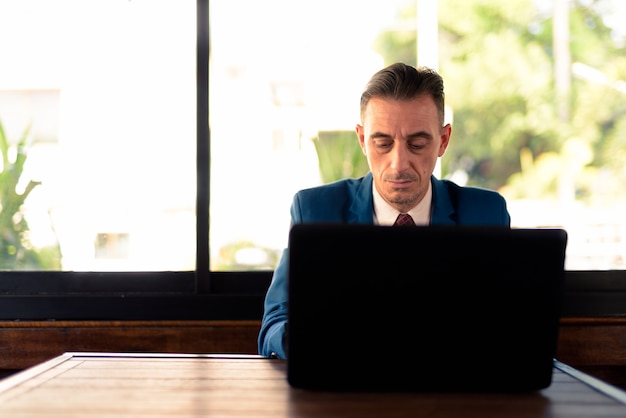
<box><xmin>0</xmin><ymin>0</ymin><xmax>624</xmax><ymax>320</ymax></box>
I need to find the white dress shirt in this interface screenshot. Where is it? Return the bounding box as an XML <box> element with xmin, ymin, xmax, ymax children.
<box><xmin>372</xmin><ymin>181</ymin><xmax>432</xmax><ymax>226</ymax></box>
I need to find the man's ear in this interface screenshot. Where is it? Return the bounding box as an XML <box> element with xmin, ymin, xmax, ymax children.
<box><xmin>355</xmin><ymin>124</ymin><xmax>366</xmax><ymax>155</ymax></box>
<box><xmin>438</xmin><ymin>123</ymin><xmax>452</xmax><ymax>157</ymax></box>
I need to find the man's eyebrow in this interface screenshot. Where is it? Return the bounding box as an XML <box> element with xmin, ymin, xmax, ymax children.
<box><xmin>407</xmin><ymin>131</ymin><xmax>434</xmax><ymax>140</ymax></box>
<box><xmin>369</xmin><ymin>130</ymin><xmax>435</xmax><ymax>140</ymax></box>
<box><xmin>370</xmin><ymin>131</ymin><xmax>393</xmax><ymax>139</ymax></box>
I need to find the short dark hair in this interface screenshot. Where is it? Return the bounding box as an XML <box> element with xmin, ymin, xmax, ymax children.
<box><xmin>360</xmin><ymin>62</ymin><xmax>445</xmax><ymax>126</ymax></box>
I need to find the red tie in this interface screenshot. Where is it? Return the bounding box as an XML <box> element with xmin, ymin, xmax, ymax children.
<box><xmin>394</xmin><ymin>213</ymin><xmax>415</xmax><ymax>226</ymax></box>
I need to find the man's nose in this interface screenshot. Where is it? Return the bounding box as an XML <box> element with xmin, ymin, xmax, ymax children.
<box><xmin>390</xmin><ymin>143</ymin><xmax>410</xmax><ymax>171</ymax></box>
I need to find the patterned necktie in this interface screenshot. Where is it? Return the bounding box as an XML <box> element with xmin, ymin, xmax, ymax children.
<box><xmin>394</xmin><ymin>213</ymin><xmax>415</xmax><ymax>227</ymax></box>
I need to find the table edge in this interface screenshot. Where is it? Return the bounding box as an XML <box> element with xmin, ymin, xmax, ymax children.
<box><xmin>553</xmin><ymin>359</ymin><xmax>626</xmax><ymax>405</ymax></box>
<box><xmin>3</xmin><ymin>352</ymin><xmax>625</xmax><ymax>406</ymax></box>
<box><xmin>0</xmin><ymin>352</ymin><xmax>74</xmax><ymax>394</ymax></box>
<box><xmin>62</xmin><ymin>352</ymin><xmax>266</xmax><ymax>360</ymax></box>
<box><xmin>0</xmin><ymin>352</ymin><xmax>266</xmax><ymax>395</ymax></box>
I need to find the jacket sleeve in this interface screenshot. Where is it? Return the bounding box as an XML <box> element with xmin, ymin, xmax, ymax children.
<box><xmin>257</xmin><ymin>248</ymin><xmax>289</xmax><ymax>358</ymax></box>
<box><xmin>257</xmin><ymin>178</ymin><xmax>367</xmax><ymax>358</ymax></box>
<box><xmin>257</xmin><ymin>193</ymin><xmax>306</xmax><ymax>358</ymax></box>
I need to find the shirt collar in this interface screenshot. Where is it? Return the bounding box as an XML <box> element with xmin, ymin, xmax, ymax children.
<box><xmin>372</xmin><ymin>180</ymin><xmax>432</xmax><ymax>226</ymax></box>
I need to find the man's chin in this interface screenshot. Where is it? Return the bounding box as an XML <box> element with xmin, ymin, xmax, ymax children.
<box><xmin>386</xmin><ymin>192</ymin><xmax>419</xmax><ymax>208</ymax></box>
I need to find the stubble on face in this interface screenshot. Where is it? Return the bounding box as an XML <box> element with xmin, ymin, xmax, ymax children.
<box><xmin>379</xmin><ymin>171</ymin><xmax>424</xmax><ymax>210</ymax></box>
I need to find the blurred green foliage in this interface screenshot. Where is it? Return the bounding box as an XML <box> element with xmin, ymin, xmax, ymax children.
<box><xmin>373</xmin><ymin>0</ymin><xmax>626</xmax><ymax>204</ymax></box>
<box><xmin>313</xmin><ymin>131</ymin><xmax>369</xmax><ymax>183</ymax></box>
<box><xmin>0</xmin><ymin>120</ymin><xmax>61</xmax><ymax>270</ymax></box>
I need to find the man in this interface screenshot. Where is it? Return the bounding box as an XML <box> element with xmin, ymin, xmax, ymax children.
<box><xmin>258</xmin><ymin>62</ymin><xmax>511</xmax><ymax>359</ymax></box>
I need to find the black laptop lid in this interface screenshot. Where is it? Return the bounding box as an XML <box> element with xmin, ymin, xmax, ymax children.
<box><xmin>286</xmin><ymin>224</ymin><xmax>567</xmax><ymax>392</ymax></box>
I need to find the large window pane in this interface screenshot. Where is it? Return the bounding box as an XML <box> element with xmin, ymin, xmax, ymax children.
<box><xmin>209</xmin><ymin>0</ymin><xmax>405</xmax><ymax>270</ymax></box>
<box><xmin>209</xmin><ymin>0</ymin><xmax>626</xmax><ymax>271</ymax></box>
<box><xmin>0</xmin><ymin>0</ymin><xmax>196</xmax><ymax>271</ymax></box>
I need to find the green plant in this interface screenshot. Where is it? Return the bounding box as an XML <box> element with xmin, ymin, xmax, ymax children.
<box><xmin>0</xmin><ymin>119</ymin><xmax>60</xmax><ymax>269</ymax></box>
<box><xmin>312</xmin><ymin>130</ymin><xmax>369</xmax><ymax>183</ymax></box>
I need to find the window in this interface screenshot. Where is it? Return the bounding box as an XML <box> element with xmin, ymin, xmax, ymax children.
<box><xmin>0</xmin><ymin>0</ymin><xmax>196</xmax><ymax>272</ymax></box>
<box><xmin>209</xmin><ymin>0</ymin><xmax>626</xmax><ymax>272</ymax></box>
<box><xmin>0</xmin><ymin>0</ymin><xmax>625</xmax><ymax>321</ymax></box>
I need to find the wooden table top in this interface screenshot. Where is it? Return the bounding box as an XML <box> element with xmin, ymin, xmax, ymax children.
<box><xmin>0</xmin><ymin>352</ymin><xmax>625</xmax><ymax>417</ymax></box>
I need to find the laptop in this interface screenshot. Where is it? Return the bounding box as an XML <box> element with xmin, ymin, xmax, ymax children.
<box><xmin>286</xmin><ymin>224</ymin><xmax>568</xmax><ymax>392</ymax></box>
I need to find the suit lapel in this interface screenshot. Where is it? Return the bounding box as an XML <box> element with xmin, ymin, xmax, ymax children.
<box><xmin>430</xmin><ymin>177</ymin><xmax>457</xmax><ymax>225</ymax></box>
<box><xmin>347</xmin><ymin>174</ymin><xmax>458</xmax><ymax>225</ymax></box>
<box><xmin>348</xmin><ymin>173</ymin><xmax>375</xmax><ymax>223</ymax></box>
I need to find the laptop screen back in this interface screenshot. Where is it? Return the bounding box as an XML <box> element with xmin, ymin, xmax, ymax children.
<box><xmin>287</xmin><ymin>224</ymin><xmax>567</xmax><ymax>392</ymax></box>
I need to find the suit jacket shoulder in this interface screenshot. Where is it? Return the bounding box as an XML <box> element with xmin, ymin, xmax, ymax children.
<box><xmin>290</xmin><ymin>174</ymin><xmax>374</xmax><ymax>224</ymax></box>
<box><xmin>432</xmin><ymin>178</ymin><xmax>510</xmax><ymax>226</ymax></box>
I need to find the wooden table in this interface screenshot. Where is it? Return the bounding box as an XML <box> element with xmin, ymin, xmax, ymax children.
<box><xmin>0</xmin><ymin>353</ymin><xmax>625</xmax><ymax>417</ymax></box>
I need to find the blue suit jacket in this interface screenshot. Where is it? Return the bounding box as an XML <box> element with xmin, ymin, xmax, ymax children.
<box><xmin>258</xmin><ymin>173</ymin><xmax>511</xmax><ymax>358</ymax></box>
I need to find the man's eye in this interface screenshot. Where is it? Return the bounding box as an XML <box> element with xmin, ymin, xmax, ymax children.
<box><xmin>374</xmin><ymin>141</ymin><xmax>393</xmax><ymax>149</ymax></box>
<box><xmin>409</xmin><ymin>142</ymin><xmax>427</xmax><ymax>150</ymax></box>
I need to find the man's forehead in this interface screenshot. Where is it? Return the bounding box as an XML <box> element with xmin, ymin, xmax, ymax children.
<box><xmin>363</xmin><ymin>96</ymin><xmax>438</xmax><ymax>124</ymax></box>
<box><xmin>365</xmin><ymin>96</ymin><xmax>435</xmax><ymax>113</ymax></box>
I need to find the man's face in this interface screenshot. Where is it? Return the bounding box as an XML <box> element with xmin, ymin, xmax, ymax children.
<box><xmin>356</xmin><ymin>95</ymin><xmax>451</xmax><ymax>213</ymax></box>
